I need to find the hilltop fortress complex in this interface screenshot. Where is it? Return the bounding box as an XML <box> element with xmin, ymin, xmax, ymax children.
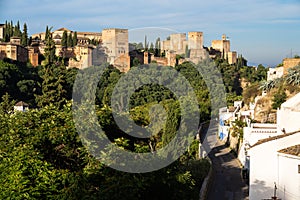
<box><xmin>31</xmin><ymin>27</ymin><xmax>238</xmax><ymax>72</ymax></box>
<box><xmin>1</xmin><ymin>25</ymin><xmax>240</xmax><ymax>72</ymax></box>
<box><xmin>147</xmin><ymin>32</ymin><xmax>237</xmax><ymax>67</ymax></box>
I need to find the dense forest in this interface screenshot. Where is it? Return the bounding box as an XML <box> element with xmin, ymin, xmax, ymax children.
<box><xmin>0</xmin><ymin>22</ymin><xmax>270</xmax><ymax>199</ymax></box>
<box><xmin>0</xmin><ymin>55</ymin><xmax>268</xmax><ymax>199</ymax></box>
<box><xmin>0</xmin><ymin>59</ymin><xmax>213</xmax><ymax>199</ymax></box>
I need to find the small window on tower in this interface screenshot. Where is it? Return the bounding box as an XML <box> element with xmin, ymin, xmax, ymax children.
<box><xmin>298</xmin><ymin>165</ymin><xmax>300</xmax><ymax>174</ymax></box>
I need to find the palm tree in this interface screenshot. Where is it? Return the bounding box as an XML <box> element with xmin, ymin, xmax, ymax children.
<box><xmin>259</xmin><ymin>80</ymin><xmax>276</xmax><ymax>92</ymax></box>
<box><xmin>285</xmin><ymin>65</ymin><xmax>300</xmax><ymax>86</ymax></box>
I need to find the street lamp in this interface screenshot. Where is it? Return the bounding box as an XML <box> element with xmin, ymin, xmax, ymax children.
<box><xmin>242</xmin><ymin>142</ymin><xmax>250</xmax><ymax>180</ymax></box>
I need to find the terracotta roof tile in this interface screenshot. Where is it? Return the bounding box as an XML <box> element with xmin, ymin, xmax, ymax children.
<box><xmin>228</xmin><ymin>106</ymin><xmax>235</xmax><ymax>112</ymax></box>
<box><xmin>251</xmin><ymin>130</ymin><xmax>300</xmax><ymax>148</ymax></box>
<box><xmin>15</xmin><ymin>101</ymin><xmax>29</xmax><ymax>107</ymax></box>
<box><xmin>77</xmin><ymin>32</ymin><xmax>102</xmax><ymax>36</ymax></box>
<box><xmin>278</xmin><ymin>144</ymin><xmax>300</xmax><ymax>157</ymax></box>
<box><xmin>55</xmin><ymin>27</ymin><xmax>71</xmax><ymax>32</ymax></box>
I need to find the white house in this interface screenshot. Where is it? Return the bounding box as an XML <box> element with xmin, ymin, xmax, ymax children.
<box><xmin>14</xmin><ymin>101</ymin><xmax>29</xmax><ymax>112</ymax></box>
<box><xmin>238</xmin><ymin>123</ymin><xmax>279</xmax><ymax>168</ymax></box>
<box><xmin>277</xmin><ymin>92</ymin><xmax>300</xmax><ymax>133</ymax></box>
<box><xmin>277</xmin><ymin>145</ymin><xmax>300</xmax><ymax>200</ymax></box>
<box><xmin>218</xmin><ymin>107</ymin><xmax>232</xmax><ymax>141</ymax></box>
<box><xmin>239</xmin><ymin>92</ymin><xmax>300</xmax><ymax>167</ymax></box>
<box><xmin>267</xmin><ymin>66</ymin><xmax>284</xmax><ymax>81</ymax></box>
<box><xmin>249</xmin><ymin>131</ymin><xmax>300</xmax><ymax>200</ymax></box>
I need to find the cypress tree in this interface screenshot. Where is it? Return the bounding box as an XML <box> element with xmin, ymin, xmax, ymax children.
<box><xmin>155</xmin><ymin>37</ymin><xmax>161</xmax><ymax>56</ymax></box>
<box><xmin>44</xmin><ymin>33</ymin><xmax>56</xmax><ymax>64</ymax></box>
<box><xmin>72</xmin><ymin>31</ymin><xmax>77</xmax><ymax>46</ymax></box>
<box><xmin>36</xmin><ymin>64</ymin><xmax>67</xmax><ymax>108</ymax></box>
<box><xmin>28</xmin><ymin>36</ymin><xmax>32</xmax><ymax>46</ymax></box>
<box><xmin>15</xmin><ymin>21</ymin><xmax>21</xmax><ymax>37</ymax></box>
<box><xmin>16</xmin><ymin>21</ymin><xmax>20</xmax><ymax>31</ymax></box>
<box><xmin>149</xmin><ymin>42</ymin><xmax>154</xmax><ymax>53</ymax></box>
<box><xmin>9</xmin><ymin>21</ymin><xmax>13</xmax><ymax>37</ymax></box>
<box><xmin>61</xmin><ymin>30</ymin><xmax>68</xmax><ymax>47</ymax></box>
<box><xmin>67</xmin><ymin>33</ymin><xmax>73</xmax><ymax>47</ymax></box>
<box><xmin>144</xmin><ymin>35</ymin><xmax>148</xmax><ymax>51</ymax></box>
<box><xmin>45</xmin><ymin>26</ymin><xmax>50</xmax><ymax>40</ymax></box>
<box><xmin>21</xmin><ymin>23</ymin><xmax>28</xmax><ymax>46</ymax></box>
<box><xmin>3</xmin><ymin>21</ymin><xmax>9</xmax><ymax>42</ymax></box>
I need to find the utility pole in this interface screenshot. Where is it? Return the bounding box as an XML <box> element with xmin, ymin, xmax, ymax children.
<box><xmin>271</xmin><ymin>182</ymin><xmax>278</xmax><ymax>200</ymax></box>
<box><xmin>263</xmin><ymin>182</ymin><xmax>281</xmax><ymax>200</ymax></box>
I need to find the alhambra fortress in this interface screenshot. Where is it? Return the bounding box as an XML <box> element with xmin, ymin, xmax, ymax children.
<box><xmin>1</xmin><ymin>24</ymin><xmax>299</xmax><ymax>73</ymax></box>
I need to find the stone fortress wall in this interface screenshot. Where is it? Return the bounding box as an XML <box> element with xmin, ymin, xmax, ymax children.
<box><xmin>211</xmin><ymin>34</ymin><xmax>236</xmax><ymax>65</ymax></box>
<box><xmin>151</xmin><ymin>31</ymin><xmax>208</xmax><ymax>66</ymax></box>
<box><xmin>283</xmin><ymin>58</ymin><xmax>300</xmax><ymax>74</ymax></box>
<box><xmin>154</xmin><ymin>32</ymin><xmax>237</xmax><ymax>66</ymax></box>
<box><xmin>1</xmin><ymin>23</ymin><xmax>240</xmax><ymax>71</ymax></box>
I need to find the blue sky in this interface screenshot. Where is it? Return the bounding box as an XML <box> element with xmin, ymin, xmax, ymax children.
<box><xmin>1</xmin><ymin>0</ymin><xmax>300</xmax><ymax>66</ymax></box>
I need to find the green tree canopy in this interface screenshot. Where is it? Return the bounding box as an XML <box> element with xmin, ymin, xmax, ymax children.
<box><xmin>35</xmin><ymin>64</ymin><xmax>67</xmax><ymax>108</ymax></box>
<box><xmin>43</xmin><ymin>26</ymin><xmax>56</xmax><ymax>65</ymax></box>
<box><xmin>73</xmin><ymin>31</ymin><xmax>77</xmax><ymax>46</ymax></box>
<box><xmin>61</xmin><ymin>30</ymin><xmax>68</xmax><ymax>47</ymax></box>
<box><xmin>67</xmin><ymin>33</ymin><xmax>73</xmax><ymax>47</ymax></box>
<box><xmin>21</xmin><ymin>23</ymin><xmax>28</xmax><ymax>46</ymax></box>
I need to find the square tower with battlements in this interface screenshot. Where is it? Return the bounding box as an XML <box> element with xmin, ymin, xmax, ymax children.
<box><xmin>188</xmin><ymin>32</ymin><xmax>203</xmax><ymax>50</ymax></box>
<box><xmin>211</xmin><ymin>34</ymin><xmax>230</xmax><ymax>58</ymax></box>
<box><xmin>102</xmin><ymin>28</ymin><xmax>128</xmax><ymax>63</ymax></box>
<box><xmin>102</xmin><ymin>28</ymin><xmax>130</xmax><ymax>72</ymax></box>
<box><xmin>170</xmin><ymin>33</ymin><xmax>187</xmax><ymax>53</ymax></box>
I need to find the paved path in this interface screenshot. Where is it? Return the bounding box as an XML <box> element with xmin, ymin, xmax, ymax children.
<box><xmin>206</xmin><ymin>140</ymin><xmax>249</xmax><ymax>200</ymax></box>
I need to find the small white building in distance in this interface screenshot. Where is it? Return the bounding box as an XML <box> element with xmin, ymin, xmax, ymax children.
<box><xmin>267</xmin><ymin>67</ymin><xmax>284</xmax><ymax>81</ymax></box>
<box><xmin>14</xmin><ymin>101</ymin><xmax>29</xmax><ymax>112</ymax></box>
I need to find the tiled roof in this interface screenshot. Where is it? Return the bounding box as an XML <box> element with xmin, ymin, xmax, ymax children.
<box><xmin>15</xmin><ymin>101</ymin><xmax>29</xmax><ymax>107</ymax></box>
<box><xmin>77</xmin><ymin>32</ymin><xmax>102</xmax><ymax>35</ymax></box>
<box><xmin>278</xmin><ymin>144</ymin><xmax>300</xmax><ymax>157</ymax></box>
<box><xmin>228</xmin><ymin>106</ymin><xmax>236</xmax><ymax>112</ymax></box>
<box><xmin>55</xmin><ymin>27</ymin><xmax>71</xmax><ymax>32</ymax></box>
<box><xmin>251</xmin><ymin>130</ymin><xmax>300</xmax><ymax>148</ymax></box>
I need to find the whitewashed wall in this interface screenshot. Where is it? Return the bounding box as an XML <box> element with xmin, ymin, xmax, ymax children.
<box><xmin>249</xmin><ymin>132</ymin><xmax>300</xmax><ymax>200</ymax></box>
<box><xmin>277</xmin><ymin>108</ymin><xmax>300</xmax><ymax>133</ymax></box>
<box><xmin>277</xmin><ymin>153</ymin><xmax>300</xmax><ymax>200</ymax></box>
<box><xmin>238</xmin><ymin>124</ymin><xmax>279</xmax><ymax>167</ymax></box>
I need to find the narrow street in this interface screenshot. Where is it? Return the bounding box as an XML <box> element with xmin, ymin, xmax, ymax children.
<box><xmin>206</xmin><ymin>140</ymin><xmax>249</xmax><ymax>200</ymax></box>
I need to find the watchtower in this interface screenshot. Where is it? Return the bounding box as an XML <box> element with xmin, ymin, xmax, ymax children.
<box><xmin>188</xmin><ymin>32</ymin><xmax>203</xmax><ymax>50</ymax></box>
